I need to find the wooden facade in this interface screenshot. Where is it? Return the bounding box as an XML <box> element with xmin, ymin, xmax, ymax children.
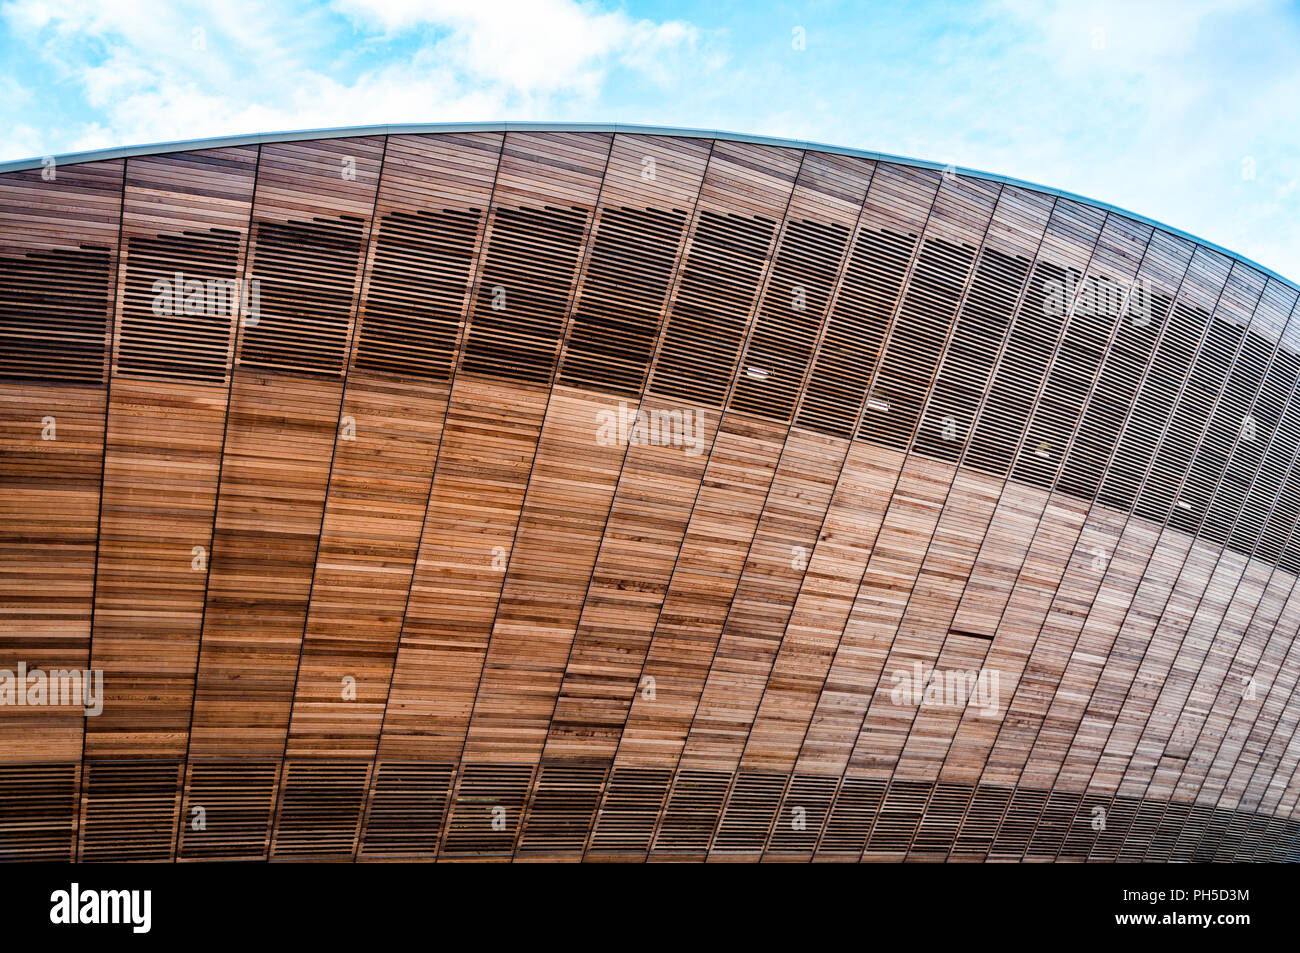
<box><xmin>1</xmin><ymin>128</ymin><xmax>1299</xmax><ymax>862</ymax></box>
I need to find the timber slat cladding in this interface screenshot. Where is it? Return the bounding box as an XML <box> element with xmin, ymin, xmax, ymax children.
<box><xmin>87</xmin><ymin>147</ymin><xmax>258</xmax><ymax>763</ymax></box>
<box><xmin>4</xmin><ymin>130</ymin><xmax>1300</xmax><ymax>862</ymax></box>
<box><xmin>188</xmin><ymin>137</ymin><xmax>385</xmax><ymax>760</ymax></box>
<box><xmin>285</xmin><ymin>134</ymin><xmax>499</xmax><ymax>762</ymax></box>
<box><xmin>0</xmin><ymin>158</ymin><xmax>123</xmax><ymax>763</ymax></box>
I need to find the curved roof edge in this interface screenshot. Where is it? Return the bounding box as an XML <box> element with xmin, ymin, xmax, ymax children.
<box><xmin>2</xmin><ymin>119</ymin><xmax>1294</xmax><ymax>294</ymax></box>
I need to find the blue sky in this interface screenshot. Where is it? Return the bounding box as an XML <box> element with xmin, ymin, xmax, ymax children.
<box><xmin>3</xmin><ymin>0</ymin><xmax>1299</xmax><ymax>278</ymax></box>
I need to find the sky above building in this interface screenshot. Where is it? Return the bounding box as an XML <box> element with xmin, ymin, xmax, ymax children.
<box><xmin>3</xmin><ymin>0</ymin><xmax>1299</xmax><ymax>279</ymax></box>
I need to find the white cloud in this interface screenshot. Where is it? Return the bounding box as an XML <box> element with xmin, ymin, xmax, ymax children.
<box><xmin>0</xmin><ymin>0</ymin><xmax>706</xmax><ymax>158</ymax></box>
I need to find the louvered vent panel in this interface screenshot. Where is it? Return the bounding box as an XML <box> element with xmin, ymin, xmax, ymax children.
<box><xmin>1214</xmin><ymin>809</ymin><xmax>1251</xmax><ymax>862</ymax></box>
<box><xmin>1134</xmin><ymin>315</ymin><xmax>1245</xmax><ymax>524</ymax></box>
<box><xmin>730</xmin><ymin>218</ymin><xmax>850</xmax><ymax>421</ymax></box>
<box><xmin>1191</xmin><ymin>806</ymin><xmax>1233</xmax><ymax>861</ymax></box>
<box><xmin>1116</xmin><ymin>798</ymin><xmax>1163</xmax><ymax>861</ymax></box>
<box><xmin>1059</xmin><ymin>793</ymin><xmax>1110</xmax><ymax>859</ymax></box>
<box><xmin>1203</xmin><ymin>341</ymin><xmax>1298</xmax><ymax>551</ymax></box>
<box><xmin>79</xmin><ymin>761</ymin><xmax>181</xmax><ymax>862</ymax></box>
<box><xmin>270</xmin><ymin>761</ymin><xmax>369</xmax><ymax>858</ymax></box>
<box><xmin>1088</xmin><ymin>795</ymin><xmax>1139</xmax><ymax>861</ymax></box>
<box><xmin>653</xmin><ymin>769</ymin><xmax>730</xmax><ymax>852</ymax></box>
<box><xmin>1257</xmin><ymin>816</ymin><xmax>1287</xmax><ymax>862</ymax></box>
<box><xmin>442</xmin><ymin>763</ymin><xmax>533</xmax><ymax>854</ymax></box>
<box><xmin>1241</xmin><ymin>351</ymin><xmax>1300</xmax><ymax>562</ymax></box>
<box><xmin>650</xmin><ymin>209</ymin><xmax>778</xmax><ymax>406</ymax></box>
<box><xmin>952</xmin><ymin>784</ymin><xmax>1012</xmax><ymax>857</ymax></box>
<box><xmin>518</xmin><ymin>763</ymin><xmax>606</xmax><ymax>853</ymax></box>
<box><xmin>1098</xmin><ymin>299</ymin><xmax>1213</xmax><ymax>512</ymax></box>
<box><xmin>1282</xmin><ymin>819</ymin><xmax>1300</xmax><ymax>863</ymax></box>
<box><xmin>588</xmin><ymin>766</ymin><xmax>672</xmax><ymax>853</ymax></box>
<box><xmin>0</xmin><ymin>763</ymin><xmax>77</xmax><ymax>862</ymax></box>
<box><xmin>1012</xmin><ymin>276</ymin><xmax>1123</xmax><ymax>490</ymax></box>
<box><xmin>796</xmin><ymin>228</ymin><xmax>916</xmax><ymax>437</ymax></box>
<box><xmin>358</xmin><ymin>762</ymin><xmax>453</xmax><ymax>857</ymax></box>
<box><xmin>239</xmin><ymin>217</ymin><xmax>366</xmax><ymax>376</ymax></box>
<box><xmin>711</xmin><ymin>772</ymin><xmax>786</xmax><ymax>852</ymax></box>
<box><xmin>818</xmin><ymin>777</ymin><xmax>885</xmax><ymax>854</ymax></box>
<box><xmin>1233</xmin><ymin>814</ymin><xmax>1269</xmax><ymax>862</ymax></box>
<box><xmin>988</xmin><ymin>787</ymin><xmax>1046</xmax><ymax>858</ymax></box>
<box><xmin>559</xmin><ymin>206</ymin><xmax>688</xmax><ymax>395</ymax></box>
<box><xmin>859</xmin><ymin>237</ymin><xmax>977</xmax><ymax>449</ymax></box>
<box><xmin>0</xmin><ymin>246</ymin><xmax>113</xmax><ymax>383</ymax></box>
<box><xmin>1167</xmin><ymin>326</ymin><xmax>1272</xmax><ymax>537</ymax></box>
<box><xmin>1025</xmin><ymin>789</ymin><xmax>1081</xmax><ymax>858</ymax></box>
<box><xmin>352</xmin><ymin>208</ymin><xmax>483</xmax><ymax>380</ymax></box>
<box><xmin>767</xmin><ymin>775</ymin><xmax>838</xmax><ymax>852</ymax></box>
<box><xmin>910</xmin><ymin>781</ymin><xmax>973</xmax><ymax>855</ymax></box>
<box><xmin>913</xmin><ymin>248</ymin><xmax>1032</xmax><ymax>461</ymax></box>
<box><xmin>1145</xmin><ymin>799</ymin><xmax>1190</xmax><ymax>862</ymax></box>
<box><xmin>964</xmin><ymin>262</ymin><xmax>1078</xmax><ymax>477</ymax></box>
<box><xmin>178</xmin><ymin>760</ymin><xmax>278</xmax><ymax>860</ymax></box>
<box><xmin>1057</xmin><ymin>286</ymin><xmax>1173</xmax><ymax>500</ymax></box>
<box><xmin>116</xmin><ymin>229</ymin><xmax>242</xmax><ymax>383</ymax></box>
<box><xmin>866</xmin><ymin>779</ymin><xmax>933</xmax><ymax>853</ymax></box>
<box><xmin>459</xmin><ymin>205</ymin><xmax>589</xmax><ymax>383</ymax></box>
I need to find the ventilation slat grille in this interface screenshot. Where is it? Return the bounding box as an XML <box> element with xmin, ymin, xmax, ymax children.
<box><xmin>518</xmin><ymin>763</ymin><xmax>606</xmax><ymax>853</ymax></box>
<box><xmin>0</xmin><ymin>763</ymin><xmax>77</xmax><ymax>862</ymax></box>
<box><xmin>589</xmin><ymin>767</ymin><xmax>672</xmax><ymax>853</ymax></box>
<box><xmin>359</xmin><ymin>762</ymin><xmax>454</xmax><ymax>856</ymax></box>
<box><xmin>442</xmin><ymin>763</ymin><xmax>533</xmax><ymax>854</ymax></box>
<box><xmin>913</xmin><ymin>248</ymin><xmax>1032</xmax><ymax>461</ymax></box>
<box><xmin>819</xmin><ymin>777</ymin><xmax>885</xmax><ymax>854</ymax></box>
<box><xmin>353</xmin><ymin>208</ymin><xmax>483</xmax><ymax>380</ymax></box>
<box><xmin>653</xmin><ymin>769</ymin><xmax>729</xmax><ymax>852</ymax></box>
<box><xmin>649</xmin><ymin>209</ymin><xmax>777</xmax><ymax>406</ymax></box>
<box><xmin>730</xmin><ymin>218</ymin><xmax>851</xmax><ymax>421</ymax></box>
<box><xmin>239</xmin><ymin>217</ymin><xmax>366</xmax><ymax>376</ymax></box>
<box><xmin>179</xmin><ymin>760</ymin><xmax>278</xmax><ymax>860</ymax></box>
<box><xmin>270</xmin><ymin>761</ymin><xmax>369</xmax><ymax>858</ymax></box>
<box><xmin>459</xmin><ymin>205</ymin><xmax>589</xmax><ymax>383</ymax></box>
<box><xmin>0</xmin><ymin>246</ymin><xmax>112</xmax><ymax>383</ymax></box>
<box><xmin>80</xmin><ymin>761</ymin><xmax>181</xmax><ymax>862</ymax></box>
<box><xmin>116</xmin><ymin>229</ymin><xmax>242</xmax><ymax>383</ymax></box>
<box><xmin>952</xmin><ymin>784</ymin><xmax>1012</xmax><ymax>857</ymax></box>
<box><xmin>910</xmin><ymin>781</ymin><xmax>973</xmax><ymax>856</ymax></box>
<box><xmin>767</xmin><ymin>775</ymin><xmax>838</xmax><ymax>853</ymax></box>
<box><xmin>712</xmin><ymin>772</ymin><xmax>785</xmax><ymax>852</ymax></box>
<box><xmin>558</xmin><ymin>206</ymin><xmax>688</xmax><ymax>395</ymax></box>
<box><xmin>866</xmin><ymin>778</ymin><xmax>933</xmax><ymax>853</ymax></box>
<box><xmin>796</xmin><ymin>228</ymin><xmax>916</xmax><ymax>437</ymax></box>
<box><xmin>860</xmin><ymin>236</ymin><xmax>977</xmax><ymax>448</ymax></box>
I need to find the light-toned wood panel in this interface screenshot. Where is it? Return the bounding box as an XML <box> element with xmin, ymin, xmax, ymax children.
<box><xmin>1168</xmin><ymin>560</ymin><xmax>1275</xmax><ymax>801</ymax></box>
<box><xmin>377</xmin><ymin>378</ymin><xmax>550</xmax><ymax>760</ymax></box>
<box><xmin>743</xmin><ymin>440</ymin><xmax>902</xmax><ymax>774</ymax></box>
<box><xmin>678</xmin><ymin>428</ymin><xmax>850</xmax><ymax>773</ymax></box>
<box><xmin>461</xmin><ymin>388</ymin><xmax>636</xmax><ymax>763</ymax></box>
<box><xmin>543</xmin><ymin>398</ymin><xmax>719</xmax><ymax>764</ymax></box>
<box><xmin>1213</xmin><ymin>575</ymin><xmax>1300</xmax><ymax>810</ymax></box>
<box><xmin>615</xmin><ymin>413</ymin><xmax>788</xmax><ymax>767</ymax></box>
